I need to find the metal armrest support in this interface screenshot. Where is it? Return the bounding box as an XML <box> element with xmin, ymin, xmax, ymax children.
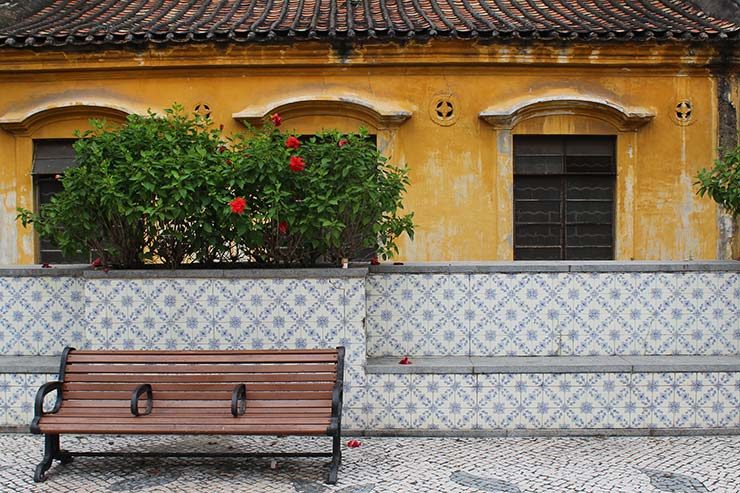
<box><xmin>130</xmin><ymin>384</ymin><xmax>153</xmax><ymax>417</ymax></box>
<box><xmin>231</xmin><ymin>384</ymin><xmax>247</xmax><ymax>417</ymax></box>
<box><xmin>329</xmin><ymin>347</ymin><xmax>346</xmax><ymax>431</ymax></box>
<box><xmin>31</xmin><ymin>381</ymin><xmax>63</xmax><ymax>434</ymax></box>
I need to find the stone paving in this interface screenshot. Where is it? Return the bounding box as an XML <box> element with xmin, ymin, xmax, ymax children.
<box><xmin>0</xmin><ymin>434</ymin><xmax>738</xmax><ymax>492</ymax></box>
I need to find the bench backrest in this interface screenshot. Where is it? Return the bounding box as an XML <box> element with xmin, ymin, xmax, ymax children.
<box><xmin>58</xmin><ymin>348</ymin><xmax>343</xmax><ymax>415</ymax></box>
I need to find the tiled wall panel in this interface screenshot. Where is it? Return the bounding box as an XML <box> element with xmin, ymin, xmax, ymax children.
<box><xmin>0</xmin><ymin>277</ymin><xmax>84</xmax><ymax>356</ymax></box>
<box><xmin>346</xmin><ymin>372</ymin><xmax>740</xmax><ymax>431</ymax></box>
<box><xmin>367</xmin><ymin>272</ymin><xmax>740</xmax><ymax>357</ymax></box>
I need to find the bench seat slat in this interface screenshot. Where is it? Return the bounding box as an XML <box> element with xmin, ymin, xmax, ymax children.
<box><xmin>40</xmin><ymin>416</ymin><xmax>332</xmax><ymax>425</ymax></box>
<box><xmin>65</xmin><ymin>364</ymin><xmax>336</xmax><ymax>374</ymax></box>
<box><xmin>63</xmin><ymin>383</ymin><xmax>335</xmax><ymax>392</ymax></box>
<box><xmin>62</xmin><ymin>399</ymin><xmax>332</xmax><ymax>408</ymax></box>
<box><xmin>65</xmin><ymin>373</ymin><xmax>335</xmax><ymax>383</ymax></box>
<box><xmin>67</xmin><ymin>354</ymin><xmax>338</xmax><ymax>364</ymax></box>
<box><xmin>71</xmin><ymin>349</ymin><xmax>338</xmax><ymax>355</ymax></box>
<box><xmin>54</xmin><ymin>409</ymin><xmax>331</xmax><ymax>417</ymax></box>
<box><xmin>37</xmin><ymin>424</ymin><xmax>330</xmax><ymax>435</ymax></box>
<box><xmin>63</xmin><ymin>391</ymin><xmax>333</xmax><ymax>400</ymax></box>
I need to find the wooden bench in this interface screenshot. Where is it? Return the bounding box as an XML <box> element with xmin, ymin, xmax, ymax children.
<box><xmin>31</xmin><ymin>346</ymin><xmax>345</xmax><ymax>484</ymax></box>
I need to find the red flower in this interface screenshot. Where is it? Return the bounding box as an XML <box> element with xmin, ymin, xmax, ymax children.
<box><xmin>91</xmin><ymin>258</ymin><xmax>103</xmax><ymax>268</ymax></box>
<box><xmin>346</xmin><ymin>439</ymin><xmax>362</xmax><ymax>448</ymax></box>
<box><xmin>219</xmin><ymin>124</ymin><xmax>224</xmax><ymax>131</ymax></box>
<box><xmin>218</xmin><ymin>146</ymin><xmax>226</xmax><ymax>153</ymax></box>
<box><xmin>399</xmin><ymin>356</ymin><xmax>411</xmax><ymax>365</ymax></box>
<box><xmin>338</xmin><ymin>139</ymin><xmax>348</xmax><ymax>148</ymax></box>
<box><xmin>285</xmin><ymin>136</ymin><xmax>301</xmax><ymax>150</ymax></box>
<box><xmin>270</xmin><ymin>113</ymin><xmax>282</xmax><ymax>127</ymax></box>
<box><xmin>229</xmin><ymin>197</ymin><xmax>247</xmax><ymax>215</ymax></box>
<box><xmin>41</xmin><ymin>263</ymin><xmax>52</xmax><ymax>269</ymax></box>
<box><xmin>226</xmin><ymin>159</ymin><xmax>233</xmax><ymax>165</ymax></box>
<box><xmin>278</xmin><ymin>221</ymin><xmax>289</xmax><ymax>235</ymax></box>
<box><xmin>370</xmin><ymin>256</ymin><xmax>380</xmax><ymax>266</ymax></box>
<box><xmin>289</xmin><ymin>156</ymin><xmax>306</xmax><ymax>172</ymax></box>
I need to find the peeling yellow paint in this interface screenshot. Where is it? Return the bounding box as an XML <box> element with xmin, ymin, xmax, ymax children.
<box><xmin>0</xmin><ymin>40</ymin><xmax>729</xmax><ymax>263</ymax></box>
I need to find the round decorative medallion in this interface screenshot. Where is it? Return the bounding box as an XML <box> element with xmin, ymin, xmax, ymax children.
<box><xmin>429</xmin><ymin>93</ymin><xmax>459</xmax><ymax>126</ymax></box>
<box><xmin>672</xmin><ymin>99</ymin><xmax>695</xmax><ymax>126</ymax></box>
<box><xmin>194</xmin><ymin>102</ymin><xmax>212</xmax><ymax>119</ymax></box>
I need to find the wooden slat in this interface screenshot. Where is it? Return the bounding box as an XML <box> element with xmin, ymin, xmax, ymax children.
<box><xmin>62</xmin><ymin>399</ymin><xmax>331</xmax><ymax>408</ymax></box>
<box><xmin>41</xmin><ymin>416</ymin><xmax>331</xmax><ymax>425</ymax></box>
<box><xmin>65</xmin><ymin>363</ymin><xmax>336</xmax><ymax>374</ymax></box>
<box><xmin>71</xmin><ymin>349</ymin><xmax>338</xmax><ymax>355</ymax></box>
<box><xmin>38</xmin><ymin>424</ymin><xmax>329</xmax><ymax>435</ymax></box>
<box><xmin>63</xmin><ymin>391</ymin><xmax>333</xmax><ymax>400</ymax></box>
<box><xmin>65</xmin><ymin>373</ymin><xmax>335</xmax><ymax>383</ymax></box>
<box><xmin>67</xmin><ymin>353</ymin><xmax>337</xmax><ymax>364</ymax></box>
<box><xmin>54</xmin><ymin>408</ymin><xmax>330</xmax><ymax>417</ymax></box>
<box><xmin>63</xmin><ymin>382</ymin><xmax>335</xmax><ymax>392</ymax></box>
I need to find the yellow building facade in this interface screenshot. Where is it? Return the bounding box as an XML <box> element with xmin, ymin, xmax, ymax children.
<box><xmin>0</xmin><ymin>39</ymin><xmax>737</xmax><ymax>263</ymax></box>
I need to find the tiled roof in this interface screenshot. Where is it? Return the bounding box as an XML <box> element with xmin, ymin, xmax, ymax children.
<box><xmin>0</xmin><ymin>0</ymin><xmax>738</xmax><ymax>49</ymax></box>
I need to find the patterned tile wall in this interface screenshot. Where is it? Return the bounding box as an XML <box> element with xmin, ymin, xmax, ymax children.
<box><xmin>0</xmin><ymin>373</ymin><xmax>57</xmax><ymax>427</ymax></box>
<box><xmin>0</xmin><ymin>276</ymin><xmax>84</xmax><ymax>356</ymax></box>
<box><xmin>345</xmin><ymin>372</ymin><xmax>740</xmax><ymax>431</ymax></box>
<box><xmin>366</xmin><ymin>272</ymin><xmax>740</xmax><ymax>357</ymax></box>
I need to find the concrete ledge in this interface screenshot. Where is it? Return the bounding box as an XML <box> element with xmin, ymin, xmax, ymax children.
<box><xmin>0</xmin><ymin>356</ymin><xmax>60</xmax><ymax>373</ymax></box>
<box><xmin>366</xmin><ymin>355</ymin><xmax>740</xmax><ymax>374</ymax></box>
<box><xmin>0</xmin><ymin>265</ymin><xmax>88</xmax><ymax>277</ymax></box>
<box><xmin>84</xmin><ymin>267</ymin><xmax>368</xmax><ymax>279</ymax></box>
<box><xmin>370</xmin><ymin>261</ymin><xmax>740</xmax><ymax>274</ymax></box>
<box><xmin>346</xmin><ymin>428</ymin><xmax>740</xmax><ymax>437</ymax></box>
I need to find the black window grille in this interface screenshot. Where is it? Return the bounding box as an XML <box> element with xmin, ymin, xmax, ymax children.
<box><xmin>33</xmin><ymin>140</ymin><xmax>90</xmax><ymax>264</ymax></box>
<box><xmin>513</xmin><ymin>135</ymin><xmax>616</xmax><ymax>260</ymax></box>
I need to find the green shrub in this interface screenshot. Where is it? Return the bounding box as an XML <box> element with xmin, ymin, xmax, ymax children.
<box><xmin>18</xmin><ymin>105</ymin><xmax>414</xmax><ymax>268</ymax></box>
<box><xmin>696</xmin><ymin>144</ymin><xmax>740</xmax><ymax>218</ymax></box>
<box><xmin>18</xmin><ymin>105</ymin><xmax>232</xmax><ymax>268</ymax></box>
<box><xmin>225</xmin><ymin>124</ymin><xmax>414</xmax><ymax>265</ymax></box>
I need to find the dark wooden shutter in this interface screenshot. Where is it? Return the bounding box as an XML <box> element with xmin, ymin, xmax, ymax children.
<box><xmin>33</xmin><ymin>140</ymin><xmax>90</xmax><ymax>264</ymax></box>
<box><xmin>514</xmin><ymin>135</ymin><xmax>616</xmax><ymax>260</ymax></box>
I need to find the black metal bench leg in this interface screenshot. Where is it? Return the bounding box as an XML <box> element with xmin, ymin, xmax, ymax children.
<box><xmin>326</xmin><ymin>434</ymin><xmax>341</xmax><ymax>485</ymax></box>
<box><xmin>34</xmin><ymin>434</ymin><xmax>60</xmax><ymax>482</ymax></box>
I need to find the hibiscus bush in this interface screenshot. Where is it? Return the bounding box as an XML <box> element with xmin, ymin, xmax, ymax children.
<box><xmin>18</xmin><ymin>105</ymin><xmax>414</xmax><ymax>268</ymax></box>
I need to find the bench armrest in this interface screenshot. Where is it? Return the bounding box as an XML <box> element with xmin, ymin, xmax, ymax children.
<box><xmin>131</xmin><ymin>384</ymin><xmax>153</xmax><ymax>416</ymax></box>
<box><xmin>231</xmin><ymin>384</ymin><xmax>247</xmax><ymax>417</ymax></box>
<box><xmin>31</xmin><ymin>381</ymin><xmax>63</xmax><ymax>434</ymax></box>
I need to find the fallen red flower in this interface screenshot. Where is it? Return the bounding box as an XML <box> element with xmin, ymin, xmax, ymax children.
<box><xmin>41</xmin><ymin>263</ymin><xmax>52</xmax><ymax>269</ymax></box>
<box><xmin>91</xmin><ymin>258</ymin><xmax>103</xmax><ymax>268</ymax></box>
<box><xmin>370</xmin><ymin>256</ymin><xmax>380</xmax><ymax>265</ymax></box>
<box><xmin>346</xmin><ymin>439</ymin><xmax>361</xmax><ymax>448</ymax></box>
<box><xmin>399</xmin><ymin>356</ymin><xmax>411</xmax><ymax>365</ymax></box>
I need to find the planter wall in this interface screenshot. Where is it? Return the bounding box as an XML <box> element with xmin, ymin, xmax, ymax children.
<box><xmin>1</xmin><ymin>262</ymin><xmax>738</xmax><ymax>433</ymax></box>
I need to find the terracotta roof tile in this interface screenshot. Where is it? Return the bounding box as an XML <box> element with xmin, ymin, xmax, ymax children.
<box><xmin>0</xmin><ymin>0</ymin><xmax>737</xmax><ymax>49</ymax></box>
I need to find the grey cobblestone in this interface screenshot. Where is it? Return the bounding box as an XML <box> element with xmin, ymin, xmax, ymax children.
<box><xmin>0</xmin><ymin>434</ymin><xmax>738</xmax><ymax>492</ymax></box>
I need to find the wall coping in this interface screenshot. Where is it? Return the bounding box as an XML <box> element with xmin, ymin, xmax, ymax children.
<box><xmin>0</xmin><ymin>356</ymin><xmax>59</xmax><ymax>373</ymax></box>
<box><xmin>366</xmin><ymin>355</ymin><xmax>740</xmax><ymax>374</ymax></box>
<box><xmin>369</xmin><ymin>261</ymin><xmax>740</xmax><ymax>274</ymax></box>
<box><xmin>0</xmin><ymin>266</ymin><xmax>368</xmax><ymax>278</ymax></box>
<box><xmin>1</xmin><ymin>261</ymin><xmax>738</xmax><ymax>277</ymax></box>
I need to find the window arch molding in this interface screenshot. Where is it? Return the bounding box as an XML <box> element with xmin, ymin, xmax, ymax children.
<box><xmin>0</xmin><ymin>100</ymin><xmax>143</xmax><ymax>136</ymax></box>
<box><xmin>479</xmin><ymin>95</ymin><xmax>654</xmax><ymax>132</ymax></box>
<box><xmin>232</xmin><ymin>95</ymin><xmax>412</xmax><ymax>130</ymax></box>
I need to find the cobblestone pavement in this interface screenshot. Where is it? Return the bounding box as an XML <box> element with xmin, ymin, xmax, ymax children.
<box><xmin>0</xmin><ymin>434</ymin><xmax>739</xmax><ymax>493</ymax></box>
